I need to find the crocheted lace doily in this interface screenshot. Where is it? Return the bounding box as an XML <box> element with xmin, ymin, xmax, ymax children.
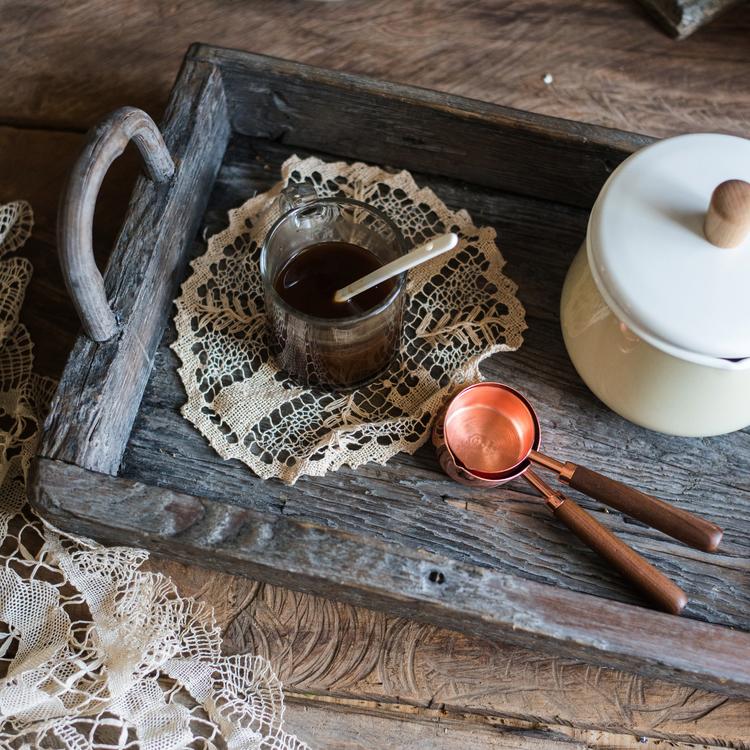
<box><xmin>174</xmin><ymin>156</ymin><xmax>526</xmax><ymax>484</ymax></box>
<box><xmin>0</xmin><ymin>201</ymin><xmax>306</xmax><ymax>749</ymax></box>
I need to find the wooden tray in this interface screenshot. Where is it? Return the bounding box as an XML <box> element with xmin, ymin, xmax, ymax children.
<box><xmin>30</xmin><ymin>44</ymin><xmax>750</xmax><ymax>696</ymax></box>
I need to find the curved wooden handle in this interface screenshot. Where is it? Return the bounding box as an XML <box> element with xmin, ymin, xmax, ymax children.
<box><xmin>553</xmin><ymin>497</ymin><xmax>688</xmax><ymax>615</ymax></box>
<box><xmin>58</xmin><ymin>107</ymin><xmax>174</xmax><ymax>341</ymax></box>
<box><xmin>567</xmin><ymin>465</ymin><xmax>723</xmax><ymax>552</ymax></box>
<box><xmin>703</xmin><ymin>179</ymin><xmax>750</xmax><ymax>248</ymax></box>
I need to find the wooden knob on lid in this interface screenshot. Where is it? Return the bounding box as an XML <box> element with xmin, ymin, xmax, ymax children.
<box><xmin>704</xmin><ymin>179</ymin><xmax>750</xmax><ymax>248</ymax></box>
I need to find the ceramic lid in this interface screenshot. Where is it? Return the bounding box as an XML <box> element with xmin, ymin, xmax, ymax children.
<box><xmin>588</xmin><ymin>133</ymin><xmax>750</xmax><ymax>361</ymax></box>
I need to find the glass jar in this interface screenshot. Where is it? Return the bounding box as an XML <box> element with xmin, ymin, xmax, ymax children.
<box><xmin>260</xmin><ymin>184</ymin><xmax>407</xmax><ymax>390</ymax></box>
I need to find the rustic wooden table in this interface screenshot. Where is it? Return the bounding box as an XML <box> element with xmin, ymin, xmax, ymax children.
<box><xmin>3</xmin><ymin>2</ymin><xmax>750</xmax><ymax>747</ymax></box>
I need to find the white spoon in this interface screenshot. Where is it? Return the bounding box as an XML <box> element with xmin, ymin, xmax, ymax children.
<box><xmin>333</xmin><ymin>232</ymin><xmax>459</xmax><ymax>304</ymax></box>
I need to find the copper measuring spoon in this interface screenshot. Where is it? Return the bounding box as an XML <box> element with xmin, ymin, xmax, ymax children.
<box><xmin>432</xmin><ymin>385</ymin><xmax>689</xmax><ymax>615</ymax></box>
<box><xmin>441</xmin><ymin>383</ymin><xmax>722</xmax><ymax>552</ymax></box>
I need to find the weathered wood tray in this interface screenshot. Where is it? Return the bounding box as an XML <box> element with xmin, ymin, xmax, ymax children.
<box><xmin>30</xmin><ymin>44</ymin><xmax>750</xmax><ymax>696</ymax></box>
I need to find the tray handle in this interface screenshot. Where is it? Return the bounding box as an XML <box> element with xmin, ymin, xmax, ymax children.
<box><xmin>58</xmin><ymin>107</ymin><xmax>175</xmax><ymax>341</ymax></box>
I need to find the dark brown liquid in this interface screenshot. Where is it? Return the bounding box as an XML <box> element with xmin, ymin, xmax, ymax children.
<box><xmin>268</xmin><ymin>241</ymin><xmax>403</xmax><ymax>389</ymax></box>
<box><xmin>273</xmin><ymin>241</ymin><xmax>395</xmax><ymax>318</ymax></box>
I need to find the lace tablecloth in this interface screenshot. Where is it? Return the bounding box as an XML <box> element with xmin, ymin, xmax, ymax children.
<box><xmin>0</xmin><ymin>201</ymin><xmax>306</xmax><ymax>749</ymax></box>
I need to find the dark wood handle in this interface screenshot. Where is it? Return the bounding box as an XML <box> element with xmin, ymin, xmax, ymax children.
<box><xmin>567</xmin><ymin>465</ymin><xmax>723</xmax><ymax>552</ymax></box>
<box><xmin>58</xmin><ymin>107</ymin><xmax>174</xmax><ymax>341</ymax></box>
<box><xmin>553</xmin><ymin>498</ymin><xmax>688</xmax><ymax>615</ymax></box>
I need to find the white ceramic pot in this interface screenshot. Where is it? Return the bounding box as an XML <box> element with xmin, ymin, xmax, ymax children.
<box><xmin>561</xmin><ymin>134</ymin><xmax>750</xmax><ymax>437</ymax></box>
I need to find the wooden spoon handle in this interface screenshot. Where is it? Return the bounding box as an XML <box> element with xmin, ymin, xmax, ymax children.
<box><xmin>58</xmin><ymin>107</ymin><xmax>174</xmax><ymax>341</ymax></box>
<box><xmin>566</xmin><ymin>465</ymin><xmax>723</xmax><ymax>552</ymax></box>
<box><xmin>553</xmin><ymin>496</ymin><xmax>688</xmax><ymax>615</ymax></box>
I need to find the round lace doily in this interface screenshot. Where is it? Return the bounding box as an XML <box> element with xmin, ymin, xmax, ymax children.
<box><xmin>0</xmin><ymin>201</ymin><xmax>306</xmax><ymax>749</ymax></box>
<box><xmin>174</xmin><ymin>156</ymin><xmax>526</xmax><ymax>484</ymax></box>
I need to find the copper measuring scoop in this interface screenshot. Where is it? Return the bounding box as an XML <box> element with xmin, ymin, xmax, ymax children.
<box><xmin>432</xmin><ymin>383</ymin><xmax>704</xmax><ymax>615</ymax></box>
<box><xmin>439</xmin><ymin>383</ymin><xmax>722</xmax><ymax>552</ymax></box>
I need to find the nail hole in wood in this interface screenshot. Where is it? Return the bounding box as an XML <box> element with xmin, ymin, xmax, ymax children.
<box><xmin>428</xmin><ymin>570</ymin><xmax>445</xmax><ymax>584</ymax></box>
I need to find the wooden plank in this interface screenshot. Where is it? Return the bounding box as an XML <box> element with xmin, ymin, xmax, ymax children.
<box><xmin>204</xmin><ymin>576</ymin><xmax>749</xmax><ymax>748</ymax></box>
<box><xmin>29</xmin><ymin>457</ymin><xmax>750</xmax><ymax>699</ymax></box>
<box><xmin>39</xmin><ymin>58</ymin><xmax>230</xmax><ymax>475</ymax></box>
<box><xmin>2</xmin><ymin>2</ymin><xmax>750</xmax><ymax>140</ymax></box>
<box><xmin>191</xmin><ymin>44</ymin><xmax>652</xmax><ymax>210</ymax></box>
<box><xmin>121</xmin><ymin>135</ymin><xmax>750</xmax><ymax>632</ymax></box>
<box><xmin>281</xmin><ymin>696</ymin><xmax>735</xmax><ymax>749</ymax></box>
<box><xmin>155</xmin><ymin>559</ymin><xmax>749</xmax><ymax>746</ymax></box>
<box><xmin>282</xmin><ymin>698</ymin><xmax>586</xmax><ymax>750</ymax></box>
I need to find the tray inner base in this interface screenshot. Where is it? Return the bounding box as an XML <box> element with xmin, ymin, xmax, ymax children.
<box><xmin>121</xmin><ymin>132</ymin><xmax>750</xmax><ymax>633</ymax></box>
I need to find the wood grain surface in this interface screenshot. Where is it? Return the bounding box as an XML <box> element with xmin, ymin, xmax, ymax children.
<box><xmin>282</xmin><ymin>700</ymin><xmax>589</xmax><ymax>750</ymax></box>
<box><xmin>151</xmin><ymin>565</ymin><xmax>750</xmax><ymax>749</ymax></box>
<box><xmin>2</xmin><ymin>1</ymin><xmax>750</xmax><ymax>139</ymax></box>
<box><xmin>191</xmin><ymin>44</ymin><xmax>652</xmax><ymax>209</ymax></box>
<box><xmin>4</xmin><ymin>1</ymin><xmax>750</xmax><ymax>747</ymax></box>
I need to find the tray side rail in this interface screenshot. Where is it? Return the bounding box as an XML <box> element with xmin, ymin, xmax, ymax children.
<box><xmin>40</xmin><ymin>57</ymin><xmax>231</xmax><ymax>475</ymax></box>
<box><xmin>191</xmin><ymin>43</ymin><xmax>654</xmax><ymax>210</ymax></box>
<box><xmin>30</xmin><ymin>455</ymin><xmax>750</xmax><ymax>700</ymax></box>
